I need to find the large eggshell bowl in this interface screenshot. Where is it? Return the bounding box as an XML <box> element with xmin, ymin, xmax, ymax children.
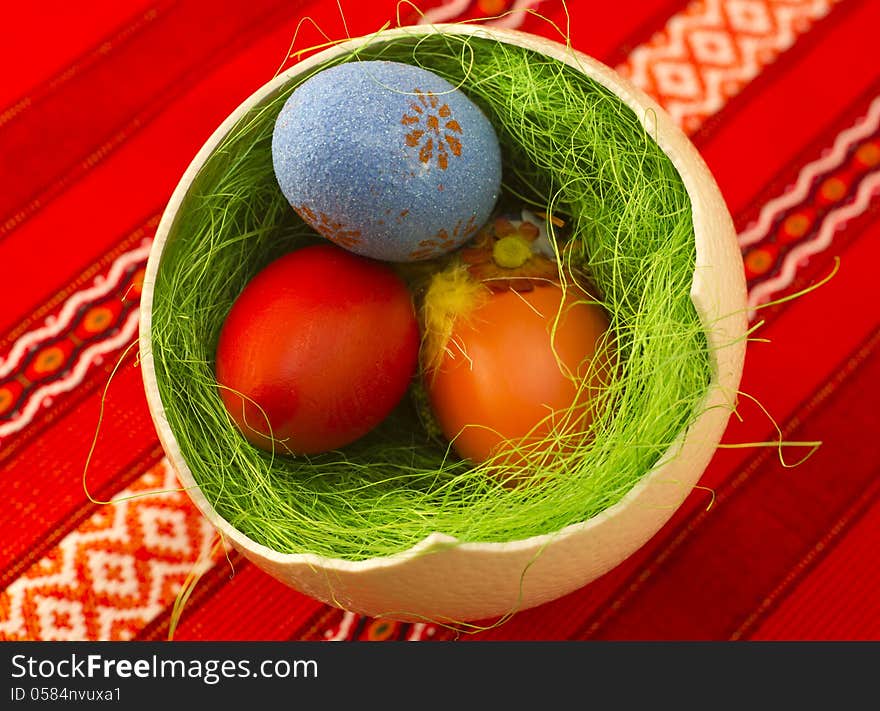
<box><xmin>139</xmin><ymin>24</ymin><xmax>748</xmax><ymax>623</ymax></box>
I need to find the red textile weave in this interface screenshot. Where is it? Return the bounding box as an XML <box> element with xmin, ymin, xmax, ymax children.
<box><xmin>2</xmin><ymin>0</ymin><xmax>878</xmax><ymax>642</ymax></box>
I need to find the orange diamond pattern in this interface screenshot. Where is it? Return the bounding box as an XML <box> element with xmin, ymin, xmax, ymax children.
<box><xmin>617</xmin><ymin>0</ymin><xmax>843</xmax><ymax>133</ymax></box>
<box><xmin>0</xmin><ymin>460</ymin><xmax>221</xmax><ymax>640</ymax></box>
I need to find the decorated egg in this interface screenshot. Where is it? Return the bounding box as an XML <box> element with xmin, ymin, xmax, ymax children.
<box><xmin>215</xmin><ymin>244</ymin><xmax>420</xmax><ymax>455</ymax></box>
<box><xmin>271</xmin><ymin>60</ymin><xmax>502</xmax><ymax>262</ymax></box>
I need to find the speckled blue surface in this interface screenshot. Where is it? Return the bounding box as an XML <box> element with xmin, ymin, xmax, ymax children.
<box><xmin>272</xmin><ymin>60</ymin><xmax>502</xmax><ymax>262</ymax></box>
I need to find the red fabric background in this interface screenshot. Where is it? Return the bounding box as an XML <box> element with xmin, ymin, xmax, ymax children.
<box><xmin>2</xmin><ymin>0</ymin><xmax>878</xmax><ymax>642</ymax></box>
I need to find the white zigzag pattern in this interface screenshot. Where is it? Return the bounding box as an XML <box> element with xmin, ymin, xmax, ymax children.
<box><xmin>0</xmin><ymin>460</ymin><xmax>217</xmax><ymax>641</ymax></box>
<box><xmin>0</xmin><ymin>239</ymin><xmax>151</xmax><ymax>440</ymax></box>
<box><xmin>0</xmin><ymin>308</ymin><xmax>140</xmax><ymax>439</ymax></box>
<box><xmin>739</xmin><ymin>96</ymin><xmax>880</xmax><ymax>247</ymax></box>
<box><xmin>747</xmin><ymin>170</ymin><xmax>880</xmax><ymax>316</ymax></box>
<box><xmin>0</xmin><ymin>242</ymin><xmax>151</xmax><ymax>378</ymax></box>
<box><xmin>619</xmin><ymin>0</ymin><xmax>840</xmax><ymax>131</ymax></box>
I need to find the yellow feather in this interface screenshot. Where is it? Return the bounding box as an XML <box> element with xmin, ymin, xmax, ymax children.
<box><xmin>420</xmin><ymin>262</ymin><xmax>488</xmax><ymax>373</ymax></box>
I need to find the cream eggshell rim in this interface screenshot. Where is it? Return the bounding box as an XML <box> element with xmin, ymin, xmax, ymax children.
<box><xmin>139</xmin><ymin>25</ymin><xmax>748</xmax><ymax>576</ymax></box>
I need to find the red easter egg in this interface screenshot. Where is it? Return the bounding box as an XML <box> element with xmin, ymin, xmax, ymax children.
<box><xmin>215</xmin><ymin>243</ymin><xmax>420</xmax><ymax>454</ymax></box>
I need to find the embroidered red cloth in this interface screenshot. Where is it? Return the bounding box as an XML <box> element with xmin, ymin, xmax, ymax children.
<box><xmin>2</xmin><ymin>0</ymin><xmax>878</xmax><ymax>642</ymax></box>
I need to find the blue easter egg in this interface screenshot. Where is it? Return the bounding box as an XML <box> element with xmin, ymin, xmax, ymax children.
<box><xmin>271</xmin><ymin>60</ymin><xmax>502</xmax><ymax>262</ymax></box>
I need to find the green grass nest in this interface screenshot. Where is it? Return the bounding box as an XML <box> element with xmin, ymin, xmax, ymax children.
<box><xmin>150</xmin><ymin>31</ymin><xmax>712</xmax><ymax>561</ymax></box>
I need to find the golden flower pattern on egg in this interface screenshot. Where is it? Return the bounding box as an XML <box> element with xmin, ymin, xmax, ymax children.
<box><xmin>408</xmin><ymin>214</ymin><xmax>478</xmax><ymax>261</ymax></box>
<box><xmin>296</xmin><ymin>204</ymin><xmax>363</xmax><ymax>250</ymax></box>
<box><xmin>401</xmin><ymin>88</ymin><xmax>463</xmax><ymax>171</ymax></box>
